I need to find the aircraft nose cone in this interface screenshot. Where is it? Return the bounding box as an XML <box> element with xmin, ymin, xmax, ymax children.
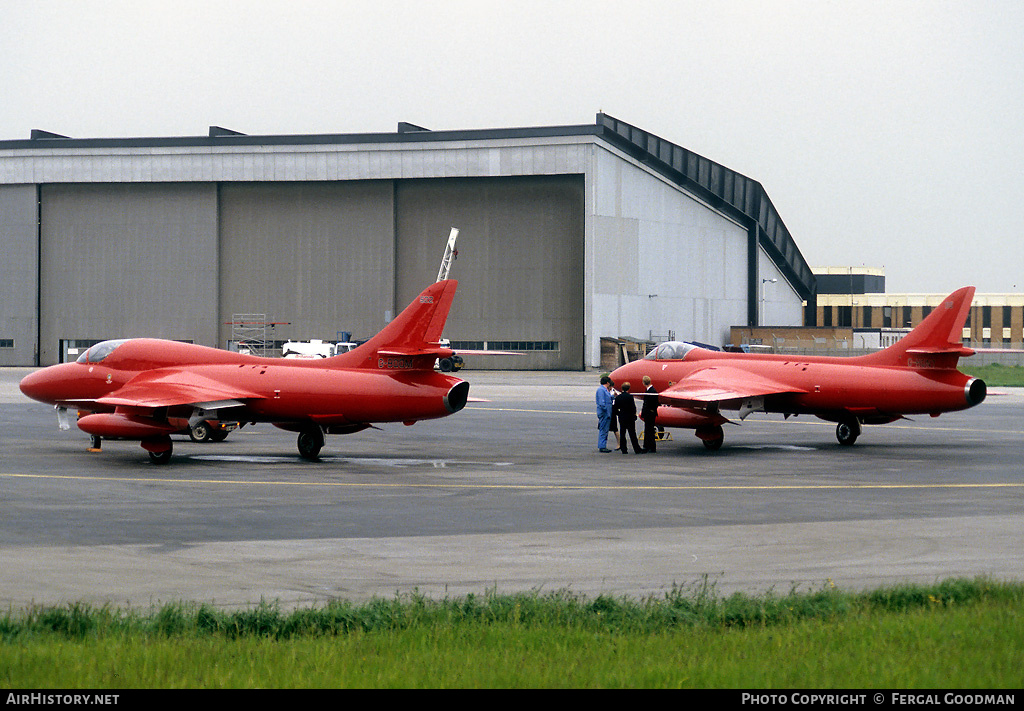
<box><xmin>610</xmin><ymin>363</ymin><xmax>634</xmax><ymax>387</ymax></box>
<box><xmin>19</xmin><ymin>369</ymin><xmax>50</xmax><ymax>402</ymax></box>
<box><xmin>19</xmin><ymin>364</ymin><xmax>73</xmax><ymax>404</ymax></box>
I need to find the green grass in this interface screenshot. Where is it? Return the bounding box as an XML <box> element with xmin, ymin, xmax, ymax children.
<box><xmin>960</xmin><ymin>363</ymin><xmax>1024</xmax><ymax>387</ymax></box>
<box><xmin>2</xmin><ymin>578</ymin><xmax>1022</xmax><ymax>688</ymax></box>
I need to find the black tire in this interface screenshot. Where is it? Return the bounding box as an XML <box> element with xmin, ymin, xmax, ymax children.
<box><xmin>697</xmin><ymin>425</ymin><xmax>724</xmax><ymax>451</ymax></box>
<box><xmin>209</xmin><ymin>429</ymin><xmax>229</xmax><ymax>442</ymax></box>
<box><xmin>703</xmin><ymin>436</ymin><xmax>724</xmax><ymax>451</ymax></box>
<box><xmin>836</xmin><ymin>419</ymin><xmax>860</xmax><ymax>446</ymax></box>
<box><xmin>297</xmin><ymin>426</ymin><xmax>325</xmax><ymax>460</ymax></box>
<box><xmin>148</xmin><ymin>447</ymin><xmax>173</xmax><ymax>465</ymax></box>
<box><xmin>189</xmin><ymin>421</ymin><xmax>212</xmax><ymax>442</ymax></box>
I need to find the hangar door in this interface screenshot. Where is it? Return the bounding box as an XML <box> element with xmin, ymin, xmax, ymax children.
<box><xmin>218</xmin><ymin>182</ymin><xmax>395</xmax><ymax>349</ymax></box>
<box><xmin>395</xmin><ymin>176</ymin><xmax>585</xmax><ymax>370</ymax></box>
<box><xmin>38</xmin><ymin>183</ymin><xmax>218</xmax><ymax>366</ymax></box>
<box><xmin>0</xmin><ymin>184</ymin><xmax>37</xmax><ymax>366</ymax></box>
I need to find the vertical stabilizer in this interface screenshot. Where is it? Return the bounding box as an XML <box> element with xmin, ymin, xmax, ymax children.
<box><xmin>864</xmin><ymin>286</ymin><xmax>976</xmax><ymax>369</ymax></box>
<box><xmin>328</xmin><ymin>280</ymin><xmax>459</xmax><ymax>370</ymax></box>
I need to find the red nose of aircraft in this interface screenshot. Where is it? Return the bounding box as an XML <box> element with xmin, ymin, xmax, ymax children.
<box><xmin>19</xmin><ymin>363</ymin><xmax>82</xmax><ymax>405</ymax></box>
<box><xmin>610</xmin><ymin>361</ymin><xmax>640</xmax><ymax>389</ymax></box>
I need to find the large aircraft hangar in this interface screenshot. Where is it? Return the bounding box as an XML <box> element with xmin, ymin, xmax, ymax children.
<box><xmin>0</xmin><ymin>114</ymin><xmax>815</xmax><ymax>368</ymax></box>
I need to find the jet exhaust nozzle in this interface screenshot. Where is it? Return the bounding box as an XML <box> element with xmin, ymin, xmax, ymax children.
<box><xmin>966</xmin><ymin>378</ymin><xmax>987</xmax><ymax>407</ymax></box>
<box><xmin>444</xmin><ymin>380</ymin><xmax>470</xmax><ymax>414</ymax></box>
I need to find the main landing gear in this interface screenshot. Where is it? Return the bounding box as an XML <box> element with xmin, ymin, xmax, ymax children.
<box><xmin>835</xmin><ymin>417</ymin><xmax>862</xmax><ymax>446</ymax></box>
<box><xmin>142</xmin><ymin>436</ymin><xmax>173</xmax><ymax>464</ymax></box>
<box><xmin>297</xmin><ymin>426</ymin><xmax>325</xmax><ymax>460</ymax></box>
<box><xmin>695</xmin><ymin>425</ymin><xmax>724</xmax><ymax>451</ymax></box>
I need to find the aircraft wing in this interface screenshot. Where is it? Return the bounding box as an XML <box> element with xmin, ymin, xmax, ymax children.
<box><xmin>658</xmin><ymin>365</ymin><xmax>808</xmax><ymax>407</ymax></box>
<box><xmin>96</xmin><ymin>370</ymin><xmax>264</xmax><ymax>409</ymax></box>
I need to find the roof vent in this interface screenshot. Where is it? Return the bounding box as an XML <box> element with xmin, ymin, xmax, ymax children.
<box><xmin>30</xmin><ymin>129</ymin><xmax>69</xmax><ymax>140</ymax></box>
<box><xmin>209</xmin><ymin>126</ymin><xmax>246</xmax><ymax>137</ymax></box>
<box><xmin>397</xmin><ymin>122</ymin><xmax>430</xmax><ymax>133</ymax></box>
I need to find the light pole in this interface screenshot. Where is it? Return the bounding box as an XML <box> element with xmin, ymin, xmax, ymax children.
<box><xmin>760</xmin><ymin>278</ymin><xmax>777</xmax><ymax>326</ymax></box>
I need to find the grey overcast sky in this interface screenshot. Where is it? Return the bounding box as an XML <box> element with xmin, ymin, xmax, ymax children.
<box><xmin>3</xmin><ymin>0</ymin><xmax>1021</xmax><ymax>294</ymax></box>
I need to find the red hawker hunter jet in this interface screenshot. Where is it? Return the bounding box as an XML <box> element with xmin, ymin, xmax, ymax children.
<box><xmin>20</xmin><ymin>280</ymin><xmax>470</xmax><ymax>463</ymax></box>
<box><xmin>610</xmin><ymin>286</ymin><xmax>987</xmax><ymax>450</ymax></box>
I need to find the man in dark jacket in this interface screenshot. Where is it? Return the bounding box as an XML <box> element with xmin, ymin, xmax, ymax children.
<box><xmin>641</xmin><ymin>375</ymin><xmax>659</xmax><ymax>453</ymax></box>
<box><xmin>612</xmin><ymin>382</ymin><xmax>644</xmax><ymax>454</ymax></box>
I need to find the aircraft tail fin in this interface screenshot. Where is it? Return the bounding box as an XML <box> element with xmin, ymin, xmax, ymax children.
<box><xmin>330</xmin><ymin>280</ymin><xmax>459</xmax><ymax>370</ymax></box>
<box><xmin>864</xmin><ymin>286</ymin><xmax>976</xmax><ymax>369</ymax></box>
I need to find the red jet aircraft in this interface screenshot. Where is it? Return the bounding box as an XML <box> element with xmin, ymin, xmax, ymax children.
<box><xmin>20</xmin><ymin>280</ymin><xmax>470</xmax><ymax>463</ymax></box>
<box><xmin>610</xmin><ymin>286</ymin><xmax>987</xmax><ymax>450</ymax></box>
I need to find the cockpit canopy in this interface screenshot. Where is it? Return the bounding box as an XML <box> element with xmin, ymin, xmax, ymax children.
<box><xmin>76</xmin><ymin>339</ymin><xmax>130</xmax><ymax>364</ymax></box>
<box><xmin>644</xmin><ymin>341</ymin><xmax>699</xmax><ymax>361</ymax></box>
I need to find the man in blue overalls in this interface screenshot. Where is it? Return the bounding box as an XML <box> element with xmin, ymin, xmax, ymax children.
<box><xmin>596</xmin><ymin>375</ymin><xmax>614</xmax><ymax>453</ymax></box>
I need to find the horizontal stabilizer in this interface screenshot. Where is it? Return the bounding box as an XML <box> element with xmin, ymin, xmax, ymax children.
<box><xmin>905</xmin><ymin>346</ymin><xmax>975</xmax><ymax>357</ymax></box>
<box><xmin>377</xmin><ymin>347</ymin><xmax>453</xmax><ymax>358</ymax></box>
<box><xmin>449</xmin><ymin>349</ymin><xmax>526</xmax><ymax>356</ymax></box>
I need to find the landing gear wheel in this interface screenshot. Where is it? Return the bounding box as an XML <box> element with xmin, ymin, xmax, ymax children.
<box><xmin>297</xmin><ymin>426</ymin><xmax>325</xmax><ymax>460</ymax></box>
<box><xmin>836</xmin><ymin>418</ymin><xmax>861</xmax><ymax>446</ymax></box>
<box><xmin>189</xmin><ymin>421</ymin><xmax>212</xmax><ymax>442</ymax></box>
<box><xmin>696</xmin><ymin>425</ymin><xmax>724</xmax><ymax>451</ymax></box>
<box><xmin>143</xmin><ymin>437</ymin><xmax>173</xmax><ymax>464</ymax></box>
<box><xmin>703</xmin><ymin>435</ymin><xmax>724</xmax><ymax>451</ymax></box>
<box><xmin>148</xmin><ymin>447</ymin><xmax>173</xmax><ymax>465</ymax></box>
<box><xmin>209</xmin><ymin>429</ymin><xmax>229</xmax><ymax>442</ymax></box>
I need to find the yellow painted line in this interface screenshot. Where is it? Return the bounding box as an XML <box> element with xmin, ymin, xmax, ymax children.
<box><xmin>467</xmin><ymin>406</ymin><xmax>588</xmax><ymax>415</ymax></box>
<box><xmin>3</xmin><ymin>472</ymin><xmax>1023</xmax><ymax>492</ymax></box>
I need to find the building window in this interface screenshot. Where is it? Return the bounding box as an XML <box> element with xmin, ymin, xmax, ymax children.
<box><xmin>862</xmin><ymin>306</ymin><xmax>872</xmax><ymax>328</ymax></box>
<box><xmin>0</xmin><ymin>339</ymin><xmax>13</xmax><ymax>349</ymax></box>
<box><xmin>837</xmin><ymin>306</ymin><xmax>852</xmax><ymax>328</ymax></box>
<box><xmin>450</xmin><ymin>341</ymin><xmax>559</xmax><ymax>352</ymax></box>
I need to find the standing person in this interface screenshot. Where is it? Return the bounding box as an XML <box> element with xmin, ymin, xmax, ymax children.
<box><xmin>641</xmin><ymin>375</ymin><xmax>659</xmax><ymax>453</ymax></box>
<box><xmin>612</xmin><ymin>382</ymin><xmax>643</xmax><ymax>454</ymax></box>
<box><xmin>608</xmin><ymin>379</ymin><xmax>619</xmax><ymax>449</ymax></box>
<box><xmin>595</xmin><ymin>375</ymin><xmax>614</xmax><ymax>453</ymax></box>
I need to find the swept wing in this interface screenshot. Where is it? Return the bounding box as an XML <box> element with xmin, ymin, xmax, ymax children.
<box><xmin>96</xmin><ymin>369</ymin><xmax>264</xmax><ymax>409</ymax></box>
<box><xmin>658</xmin><ymin>365</ymin><xmax>809</xmax><ymax>407</ymax></box>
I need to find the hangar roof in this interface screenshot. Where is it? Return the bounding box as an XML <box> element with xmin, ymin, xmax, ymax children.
<box><xmin>2</xmin><ymin>113</ymin><xmax>815</xmax><ymax>299</ymax></box>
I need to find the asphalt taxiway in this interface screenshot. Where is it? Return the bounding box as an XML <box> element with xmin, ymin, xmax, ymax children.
<box><xmin>2</xmin><ymin>367</ymin><xmax>1022</xmax><ymax>608</ymax></box>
